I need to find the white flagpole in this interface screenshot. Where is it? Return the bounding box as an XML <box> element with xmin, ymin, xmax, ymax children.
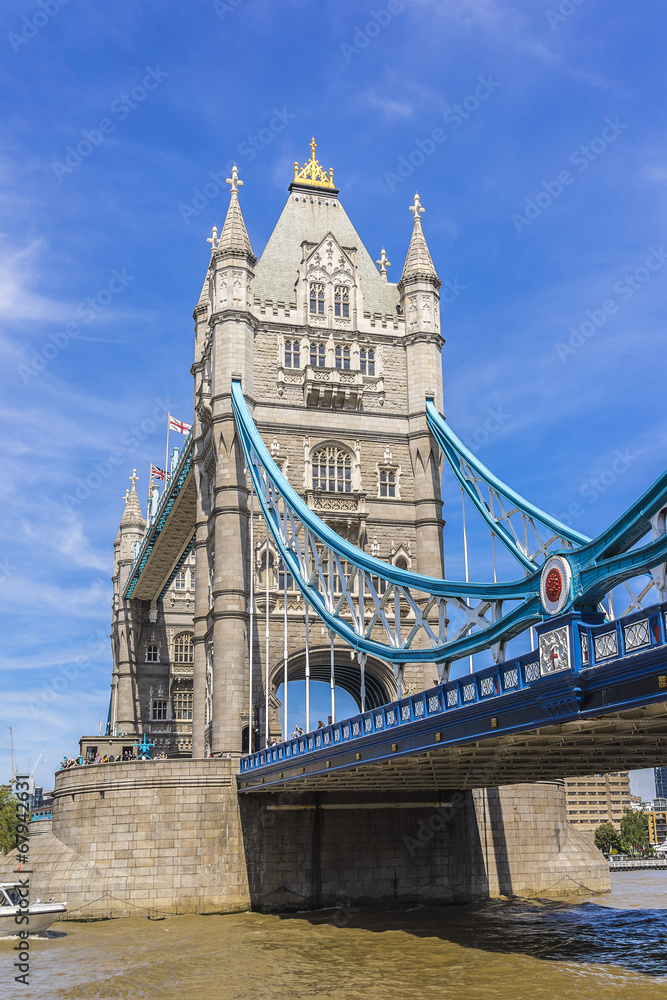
<box><xmin>147</xmin><ymin>463</ymin><xmax>153</xmax><ymax>521</ymax></box>
<box><xmin>165</xmin><ymin>412</ymin><xmax>171</xmax><ymax>484</ymax></box>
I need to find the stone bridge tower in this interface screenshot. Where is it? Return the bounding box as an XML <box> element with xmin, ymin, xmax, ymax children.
<box><xmin>191</xmin><ymin>142</ymin><xmax>446</xmax><ymax>757</ymax></box>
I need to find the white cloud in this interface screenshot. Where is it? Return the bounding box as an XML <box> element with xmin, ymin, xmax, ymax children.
<box><xmin>0</xmin><ymin>237</ymin><xmax>72</xmax><ymax>322</ymax></box>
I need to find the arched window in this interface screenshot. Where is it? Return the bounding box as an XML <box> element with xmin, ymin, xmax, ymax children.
<box><xmin>310</xmin><ymin>341</ymin><xmax>326</xmax><ymax>367</ymax></box>
<box><xmin>335</xmin><ymin>345</ymin><xmax>350</xmax><ymax>370</ymax></box>
<box><xmin>312</xmin><ymin>446</ymin><xmax>352</xmax><ymax>493</ymax></box>
<box><xmin>278</xmin><ymin>559</ymin><xmax>295</xmax><ymax>591</ymax></box>
<box><xmin>334</xmin><ymin>285</ymin><xmax>349</xmax><ymax>318</ymax></box>
<box><xmin>309</xmin><ymin>282</ymin><xmax>325</xmax><ymax>315</ymax></box>
<box><xmin>146</xmin><ymin>644</ymin><xmax>159</xmax><ymax>662</ymax></box>
<box><xmin>258</xmin><ymin>549</ymin><xmax>275</xmax><ymax>588</ymax></box>
<box><xmin>395</xmin><ymin>556</ymin><xmax>408</xmax><ymax>571</ymax></box>
<box><xmin>284</xmin><ymin>339</ymin><xmax>300</xmax><ymax>368</ymax></box>
<box><xmin>173</xmin><ymin>633</ymin><xmax>194</xmax><ymax>664</ymax></box>
<box><xmin>379</xmin><ymin>469</ymin><xmax>396</xmax><ymax>497</ymax></box>
<box><xmin>173</xmin><ymin>690</ymin><xmax>193</xmax><ymax>721</ymax></box>
<box><xmin>360</xmin><ymin>348</ymin><xmax>375</xmax><ymax>376</ymax></box>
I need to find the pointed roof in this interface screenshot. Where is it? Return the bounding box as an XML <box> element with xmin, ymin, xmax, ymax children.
<box><xmin>254</xmin><ymin>189</ymin><xmax>399</xmax><ymax>315</ymax></box>
<box><xmin>120</xmin><ymin>471</ymin><xmax>145</xmax><ymax>530</ymax></box>
<box><xmin>400</xmin><ymin>193</ymin><xmax>438</xmax><ymax>283</ymax></box>
<box><xmin>216</xmin><ymin>165</ymin><xmax>255</xmax><ymax>259</ymax></box>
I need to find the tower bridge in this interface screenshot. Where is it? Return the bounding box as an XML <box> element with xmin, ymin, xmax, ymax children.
<box><xmin>9</xmin><ymin>142</ymin><xmax>667</xmax><ymax>917</ymax></box>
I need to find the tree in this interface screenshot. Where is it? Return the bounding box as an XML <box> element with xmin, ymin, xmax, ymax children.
<box><xmin>594</xmin><ymin>821</ymin><xmax>620</xmax><ymax>853</ymax></box>
<box><xmin>0</xmin><ymin>786</ymin><xmax>18</xmax><ymax>855</ymax></box>
<box><xmin>620</xmin><ymin>808</ymin><xmax>648</xmax><ymax>854</ymax></box>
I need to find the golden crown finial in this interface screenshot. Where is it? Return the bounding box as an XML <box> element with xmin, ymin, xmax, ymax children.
<box><xmin>293</xmin><ymin>137</ymin><xmax>336</xmax><ymax>190</ymax></box>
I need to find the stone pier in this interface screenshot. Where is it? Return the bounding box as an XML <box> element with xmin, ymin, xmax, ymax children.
<box><xmin>0</xmin><ymin>764</ymin><xmax>608</xmax><ymax>919</ymax></box>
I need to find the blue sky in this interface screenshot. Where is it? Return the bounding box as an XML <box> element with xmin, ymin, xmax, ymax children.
<box><xmin>1</xmin><ymin>0</ymin><xmax>666</xmax><ymax>798</ymax></box>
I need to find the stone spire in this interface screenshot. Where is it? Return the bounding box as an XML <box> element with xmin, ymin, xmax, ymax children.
<box><xmin>216</xmin><ymin>165</ymin><xmax>255</xmax><ymax>258</ymax></box>
<box><xmin>120</xmin><ymin>469</ymin><xmax>145</xmax><ymax>529</ymax></box>
<box><xmin>400</xmin><ymin>193</ymin><xmax>437</xmax><ymax>282</ymax></box>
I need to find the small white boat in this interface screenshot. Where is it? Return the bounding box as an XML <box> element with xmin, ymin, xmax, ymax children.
<box><xmin>0</xmin><ymin>882</ymin><xmax>67</xmax><ymax>936</ymax></box>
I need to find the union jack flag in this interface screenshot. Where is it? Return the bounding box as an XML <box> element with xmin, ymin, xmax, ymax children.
<box><xmin>151</xmin><ymin>465</ymin><xmax>165</xmax><ymax>481</ymax></box>
<box><xmin>169</xmin><ymin>416</ymin><xmax>191</xmax><ymax>435</ymax></box>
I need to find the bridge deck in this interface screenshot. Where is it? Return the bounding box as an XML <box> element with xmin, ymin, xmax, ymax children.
<box><xmin>239</xmin><ymin>604</ymin><xmax>667</xmax><ymax>793</ymax></box>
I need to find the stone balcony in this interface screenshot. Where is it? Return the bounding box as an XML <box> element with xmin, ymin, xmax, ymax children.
<box><xmin>277</xmin><ymin>365</ymin><xmax>385</xmax><ymax>409</ymax></box>
<box><xmin>306</xmin><ymin>489</ymin><xmax>368</xmax><ymax>544</ymax></box>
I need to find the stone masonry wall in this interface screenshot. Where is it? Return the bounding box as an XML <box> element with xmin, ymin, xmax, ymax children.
<box><xmin>0</xmin><ymin>760</ymin><xmax>249</xmax><ymax>920</ymax></box>
<box><xmin>239</xmin><ymin>781</ymin><xmax>610</xmax><ymax>911</ymax></box>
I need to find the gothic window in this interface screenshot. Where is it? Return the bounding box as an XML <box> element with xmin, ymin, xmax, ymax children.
<box><xmin>318</xmin><ymin>557</ymin><xmax>349</xmax><ymax>594</ymax></box>
<box><xmin>395</xmin><ymin>556</ymin><xmax>408</xmax><ymax>571</ymax></box>
<box><xmin>360</xmin><ymin>348</ymin><xmax>375</xmax><ymax>376</ymax></box>
<box><xmin>334</xmin><ymin>285</ymin><xmax>349</xmax><ymax>318</ymax></box>
<box><xmin>370</xmin><ymin>575</ymin><xmax>387</xmax><ymax>596</ymax></box>
<box><xmin>259</xmin><ymin>550</ymin><xmax>275</xmax><ymax>588</ymax></box>
<box><xmin>174</xmin><ymin>632</ymin><xmax>194</xmax><ymax>664</ymax></box>
<box><xmin>309</xmin><ymin>282</ymin><xmax>325</xmax><ymax>315</ymax></box>
<box><xmin>310</xmin><ymin>342</ymin><xmax>326</xmax><ymax>367</ymax></box>
<box><xmin>173</xmin><ymin>691</ymin><xmax>193</xmax><ymax>721</ymax></box>
<box><xmin>278</xmin><ymin>560</ymin><xmax>295</xmax><ymax>592</ymax></box>
<box><xmin>312</xmin><ymin>446</ymin><xmax>352</xmax><ymax>493</ymax></box>
<box><xmin>152</xmin><ymin>700</ymin><xmax>168</xmax><ymax>721</ymax></box>
<box><xmin>379</xmin><ymin>469</ymin><xmax>396</xmax><ymax>497</ymax></box>
<box><xmin>335</xmin><ymin>345</ymin><xmax>351</xmax><ymax>370</ymax></box>
<box><xmin>284</xmin><ymin>339</ymin><xmax>300</xmax><ymax>368</ymax></box>
<box><xmin>174</xmin><ymin>571</ymin><xmax>187</xmax><ymax>591</ymax></box>
<box><xmin>146</xmin><ymin>644</ymin><xmax>159</xmax><ymax>662</ymax></box>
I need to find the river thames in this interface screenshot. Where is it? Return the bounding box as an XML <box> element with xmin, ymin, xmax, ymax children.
<box><xmin>1</xmin><ymin>871</ymin><xmax>666</xmax><ymax>999</ymax></box>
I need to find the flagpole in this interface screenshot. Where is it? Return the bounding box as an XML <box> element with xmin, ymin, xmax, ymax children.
<box><xmin>165</xmin><ymin>412</ymin><xmax>171</xmax><ymax>484</ymax></box>
<box><xmin>147</xmin><ymin>462</ymin><xmax>153</xmax><ymax>521</ymax></box>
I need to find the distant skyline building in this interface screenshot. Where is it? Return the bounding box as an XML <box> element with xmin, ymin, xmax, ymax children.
<box><xmin>655</xmin><ymin>767</ymin><xmax>667</xmax><ymax>799</ymax></box>
<box><xmin>563</xmin><ymin>772</ymin><xmax>632</xmax><ymax>839</ymax></box>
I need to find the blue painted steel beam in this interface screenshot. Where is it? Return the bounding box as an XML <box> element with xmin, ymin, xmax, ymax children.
<box><xmin>232</xmin><ymin>380</ymin><xmax>667</xmax><ymax>661</ymax></box>
<box><xmin>123</xmin><ymin>433</ymin><xmax>194</xmax><ymax>600</ymax></box>
<box><xmin>238</xmin><ymin>602</ymin><xmax>667</xmax><ymax>790</ymax></box>
<box><xmin>232</xmin><ymin>380</ymin><xmax>540</xmax><ymax>664</ymax></box>
<box><xmin>426</xmin><ymin>398</ymin><xmax>591</xmax><ymax>553</ymax></box>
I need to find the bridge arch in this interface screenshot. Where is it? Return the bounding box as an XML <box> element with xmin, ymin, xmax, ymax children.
<box><xmin>271</xmin><ymin>646</ymin><xmax>396</xmax><ymax>713</ymax></box>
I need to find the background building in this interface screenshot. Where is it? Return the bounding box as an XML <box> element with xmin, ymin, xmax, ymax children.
<box><xmin>563</xmin><ymin>772</ymin><xmax>632</xmax><ymax>839</ymax></box>
<box><xmin>655</xmin><ymin>766</ymin><xmax>667</xmax><ymax>799</ymax></box>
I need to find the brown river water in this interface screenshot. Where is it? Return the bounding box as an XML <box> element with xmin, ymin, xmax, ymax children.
<box><xmin>1</xmin><ymin>872</ymin><xmax>666</xmax><ymax>999</ymax></box>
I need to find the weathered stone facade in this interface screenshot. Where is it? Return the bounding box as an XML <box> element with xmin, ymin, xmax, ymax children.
<box><xmin>1</xmin><ymin>761</ymin><xmax>247</xmax><ymax>919</ymax></box>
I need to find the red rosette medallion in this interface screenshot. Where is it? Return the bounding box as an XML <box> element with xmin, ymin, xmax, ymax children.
<box><xmin>545</xmin><ymin>567</ymin><xmax>563</xmax><ymax>603</ymax></box>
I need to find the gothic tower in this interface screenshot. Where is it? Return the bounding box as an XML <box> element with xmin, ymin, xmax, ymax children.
<box><xmin>190</xmin><ymin>143</ymin><xmax>446</xmax><ymax>755</ymax></box>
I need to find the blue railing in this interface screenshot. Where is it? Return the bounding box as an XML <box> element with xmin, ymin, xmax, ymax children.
<box><xmin>30</xmin><ymin>809</ymin><xmax>53</xmax><ymax>821</ymax></box>
<box><xmin>240</xmin><ymin>602</ymin><xmax>667</xmax><ymax>774</ymax></box>
<box><xmin>241</xmin><ymin>646</ymin><xmax>541</xmax><ymax>773</ymax></box>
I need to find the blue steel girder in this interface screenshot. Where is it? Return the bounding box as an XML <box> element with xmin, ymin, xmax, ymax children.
<box><xmin>426</xmin><ymin>397</ymin><xmax>667</xmax><ymax>615</ymax></box>
<box><xmin>233</xmin><ymin>379</ymin><xmax>539</xmax><ymax>665</ymax></box>
<box><xmin>425</xmin><ymin>398</ymin><xmax>590</xmax><ymax>571</ymax></box>
<box><xmin>232</xmin><ymin>379</ymin><xmax>667</xmax><ymax>666</ymax></box>
<box><xmin>123</xmin><ymin>433</ymin><xmax>195</xmax><ymax>601</ymax></box>
<box><xmin>239</xmin><ymin>602</ymin><xmax>667</xmax><ymax>789</ymax></box>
